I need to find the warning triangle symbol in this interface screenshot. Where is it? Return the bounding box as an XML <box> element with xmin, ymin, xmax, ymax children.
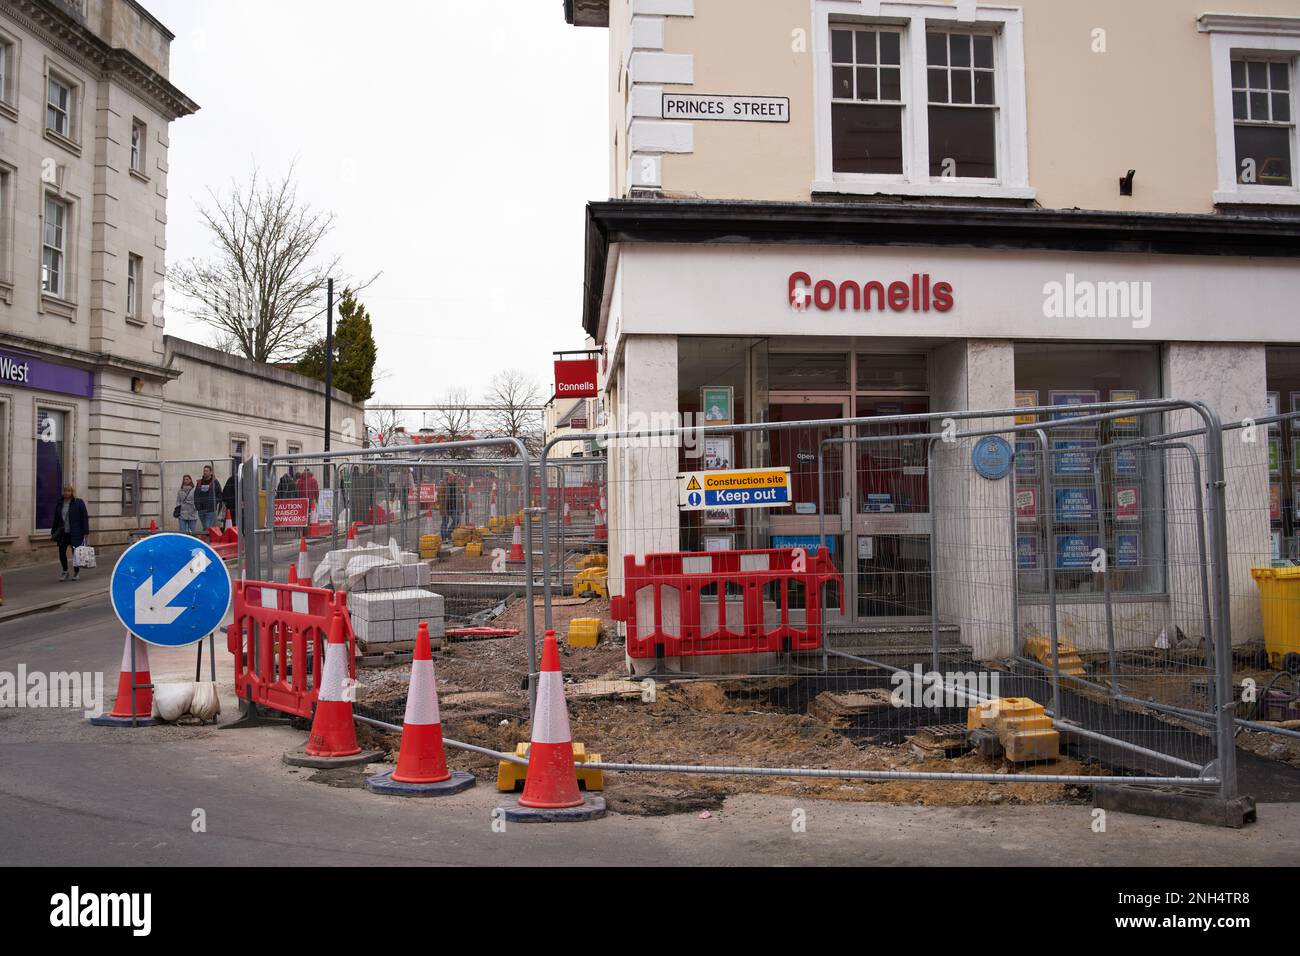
<box><xmin>686</xmin><ymin>476</ymin><xmax>701</xmax><ymax>491</ymax></box>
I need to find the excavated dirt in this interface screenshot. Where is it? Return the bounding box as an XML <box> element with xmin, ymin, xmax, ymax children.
<box><xmin>352</xmin><ymin>595</ymin><xmax>1101</xmax><ymax>812</ymax></box>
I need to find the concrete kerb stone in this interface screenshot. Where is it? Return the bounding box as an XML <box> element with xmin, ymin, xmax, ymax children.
<box><xmin>365</xmin><ymin>769</ymin><xmax>477</xmax><ymax>797</ymax></box>
<box><xmin>496</xmin><ymin>795</ymin><xmax>607</xmax><ymax>823</ymax></box>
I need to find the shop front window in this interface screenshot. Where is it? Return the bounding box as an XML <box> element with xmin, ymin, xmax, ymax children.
<box><xmin>1013</xmin><ymin>344</ymin><xmax>1164</xmax><ymax>598</ymax></box>
<box><xmin>676</xmin><ymin>337</ymin><xmax>767</xmax><ymax>553</ymax></box>
<box><xmin>35</xmin><ymin>407</ymin><xmax>67</xmax><ymax>529</ymax></box>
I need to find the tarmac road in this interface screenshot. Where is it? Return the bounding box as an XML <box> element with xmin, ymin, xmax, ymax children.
<box><xmin>2</xmin><ymin>599</ymin><xmax>1298</xmax><ymax>866</ymax></box>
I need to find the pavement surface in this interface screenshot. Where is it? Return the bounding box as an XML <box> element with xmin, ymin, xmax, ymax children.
<box><xmin>2</xmin><ymin>595</ymin><xmax>1298</xmax><ymax>866</ymax></box>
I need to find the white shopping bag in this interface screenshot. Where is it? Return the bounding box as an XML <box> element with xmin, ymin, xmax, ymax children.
<box><xmin>73</xmin><ymin>545</ymin><xmax>96</xmax><ymax>569</ymax></box>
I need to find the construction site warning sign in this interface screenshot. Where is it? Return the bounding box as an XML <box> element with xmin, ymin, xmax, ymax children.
<box><xmin>273</xmin><ymin>498</ymin><xmax>310</xmax><ymax>528</ymax></box>
<box><xmin>679</xmin><ymin>467</ymin><xmax>791</xmax><ymax>510</ymax></box>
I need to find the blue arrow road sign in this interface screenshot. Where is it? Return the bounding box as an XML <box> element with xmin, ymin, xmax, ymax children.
<box><xmin>110</xmin><ymin>533</ymin><xmax>232</xmax><ymax>647</ymax></box>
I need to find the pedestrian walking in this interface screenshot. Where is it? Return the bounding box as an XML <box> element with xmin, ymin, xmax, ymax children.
<box><xmin>175</xmin><ymin>475</ymin><xmax>199</xmax><ymax>533</ymax></box>
<box><xmin>49</xmin><ymin>484</ymin><xmax>90</xmax><ymax>582</ymax></box>
<box><xmin>194</xmin><ymin>465</ymin><xmax>222</xmax><ymax>531</ymax></box>
<box><xmin>221</xmin><ymin>466</ymin><xmax>239</xmax><ymax>527</ymax></box>
<box><xmin>441</xmin><ymin>473</ymin><xmax>460</xmax><ymax>538</ymax></box>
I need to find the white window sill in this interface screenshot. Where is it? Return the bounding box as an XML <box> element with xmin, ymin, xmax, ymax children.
<box><xmin>813</xmin><ymin>178</ymin><xmax>1036</xmax><ymax>201</ymax></box>
<box><xmin>129</xmin><ymin>166</ymin><xmax>150</xmax><ymax>184</ymax></box>
<box><xmin>0</xmin><ymin>99</ymin><xmax>15</xmax><ymax>123</ymax></box>
<box><xmin>43</xmin><ymin>126</ymin><xmax>80</xmax><ymax>157</ymax></box>
<box><xmin>39</xmin><ymin>292</ymin><xmax>76</xmax><ymax>320</ymax></box>
<box><xmin>1214</xmin><ymin>188</ymin><xmax>1300</xmax><ymax>206</ymax></box>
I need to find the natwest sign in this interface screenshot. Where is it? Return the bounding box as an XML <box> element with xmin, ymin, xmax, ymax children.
<box><xmin>789</xmin><ymin>272</ymin><xmax>953</xmax><ymax>313</ymax></box>
<box><xmin>554</xmin><ymin>357</ymin><xmax>598</xmax><ymax>398</ymax></box>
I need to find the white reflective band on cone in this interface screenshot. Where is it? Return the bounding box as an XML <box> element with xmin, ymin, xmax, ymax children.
<box><xmin>120</xmin><ymin>634</ymin><xmax>149</xmax><ymax>671</ymax></box>
<box><xmin>404</xmin><ymin>658</ymin><xmax>440</xmax><ymax>725</ymax></box>
<box><xmin>531</xmin><ymin>670</ymin><xmax>572</xmax><ymax>745</ymax></box>
<box><xmin>318</xmin><ymin>641</ymin><xmax>348</xmax><ymax>702</ymax></box>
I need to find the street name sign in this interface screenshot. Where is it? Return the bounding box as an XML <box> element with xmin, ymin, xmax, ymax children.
<box><xmin>678</xmin><ymin>467</ymin><xmax>792</xmax><ymax>510</ymax></box>
<box><xmin>110</xmin><ymin>533</ymin><xmax>232</xmax><ymax>648</ymax></box>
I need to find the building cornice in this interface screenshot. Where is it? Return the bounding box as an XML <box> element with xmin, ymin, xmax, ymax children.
<box><xmin>5</xmin><ymin>0</ymin><xmax>199</xmax><ymax>120</ymax></box>
<box><xmin>1197</xmin><ymin>13</ymin><xmax>1300</xmax><ymax>35</ymax></box>
<box><xmin>580</xmin><ymin>198</ymin><xmax>1300</xmax><ymax>336</ymax></box>
<box><xmin>0</xmin><ymin>331</ymin><xmax>181</xmax><ymax>381</ymax></box>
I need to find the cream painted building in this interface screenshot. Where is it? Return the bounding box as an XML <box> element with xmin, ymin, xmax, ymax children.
<box><xmin>566</xmin><ymin>0</ymin><xmax>1300</xmax><ymax>668</ymax></box>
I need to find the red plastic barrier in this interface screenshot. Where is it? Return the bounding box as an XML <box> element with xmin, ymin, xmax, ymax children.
<box><xmin>228</xmin><ymin>580</ymin><xmax>357</xmax><ymax>719</ymax></box>
<box><xmin>610</xmin><ymin>548</ymin><xmax>842</xmax><ymax>659</ymax></box>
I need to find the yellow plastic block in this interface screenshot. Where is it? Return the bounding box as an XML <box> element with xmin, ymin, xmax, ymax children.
<box><xmin>999</xmin><ymin>714</ymin><xmax>1054</xmax><ymax>734</ymax></box>
<box><xmin>576</xmin><ymin>553</ymin><xmax>607</xmax><ymax>571</ymax></box>
<box><xmin>572</xmin><ymin>568</ymin><xmax>608</xmax><ymax>599</ymax></box>
<box><xmin>451</xmin><ymin>527</ymin><xmax>470</xmax><ymax>547</ymax></box>
<box><xmin>496</xmin><ymin>742</ymin><xmax>604</xmax><ymax>792</ymax></box>
<box><xmin>419</xmin><ymin>534</ymin><xmax>442</xmax><ymax>560</ymax></box>
<box><xmin>1023</xmin><ymin>635</ymin><xmax>1086</xmax><ymax>676</ymax></box>
<box><xmin>967</xmin><ymin>696</ymin><xmax>1045</xmax><ymax>731</ymax></box>
<box><xmin>567</xmin><ymin>617</ymin><xmax>602</xmax><ymax>648</ymax></box>
<box><xmin>465</xmin><ymin>540</ymin><xmax>483</xmax><ymax>558</ymax></box>
<box><xmin>1003</xmin><ymin>728</ymin><xmax>1061</xmax><ymax>763</ymax></box>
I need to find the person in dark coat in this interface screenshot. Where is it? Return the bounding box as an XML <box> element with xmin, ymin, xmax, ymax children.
<box><xmin>221</xmin><ymin>468</ymin><xmax>239</xmax><ymax>527</ymax></box>
<box><xmin>194</xmin><ymin>465</ymin><xmax>222</xmax><ymax>531</ymax></box>
<box><xmin>49</xmin><ymin>484</ymin><xmax>90</xmax><ymax>581</ymax></box>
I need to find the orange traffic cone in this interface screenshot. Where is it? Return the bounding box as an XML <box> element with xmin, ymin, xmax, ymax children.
<box><xmin>506</xmin><ymin>513</ymin><xmax>525</xmax><ymax>564</ymax></box>
<box><xmin>593</xmin><ymin>493</ymin><xmax>608</xmax><ymax>542</ymax></box>
<box><xmin>366</xmin><ymin>622</ymin><xmax>475</xmax><ymax>796</ymax></box>
<box><xmin>296</xmin><ymin>537</ymin><xmax>310</xmax><ymax>581</ymax></box>
<box><xmin>347</xmin><ymin>524</ymin><xmax>357</xmax><ymax>549</ymax></box>
<box><xmin>284</xmin><ymin>612</ymin><xmax>381</xmax><ymax>768</ymax></box>
<box><xmin>564</xmin><ymin>500</ymin><xmax>571</xmax><ymax>526</ymax></box>
<box><xmin>148</xmin><ymin>519</ymin><xmax>157</xmax><ymax>532</ymax></box>
<box><xmin>500</xmin><ymin>630</ymin><xmax>605</xmax><ymax>821</ymax></box>
<box><xmin>90</xmin><ymin>632</ymin><xmax>157</xmax><ymax>726</ymax></box>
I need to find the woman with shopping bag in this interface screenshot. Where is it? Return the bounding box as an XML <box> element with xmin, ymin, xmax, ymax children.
<box><xmin>49</xmin><ymin>484</ymin><xmax>90</xmax><ymax>582</ymax></box>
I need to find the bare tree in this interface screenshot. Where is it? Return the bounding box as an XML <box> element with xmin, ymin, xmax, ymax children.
<box><xmin>365</xmin><ymin>408</ymin><xmax>406</xmax><ymax>448</ymax></box>
<box><xmin>483</xmin><ymin>369</ymin><xmax>543</xmax><ymax>436</ymax></box>
<box><xmin>430</xmin><ymin>387</ymin><xmax>476</xmax><ymax>456</ymax></box>
<box><xmin>169</xmin><ymin>166</ymin><xmax>341</xmax><ymax>364</ymax></box>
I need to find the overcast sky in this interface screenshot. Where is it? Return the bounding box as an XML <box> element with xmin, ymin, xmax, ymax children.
<box><xmin>149</xmin><ymin>0</ymin><xmax>608</xmax><ymax>419</ymax></box>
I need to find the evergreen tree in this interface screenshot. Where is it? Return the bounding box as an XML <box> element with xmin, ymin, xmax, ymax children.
<box><xmin>292</xmin><ymin>288</ymin><xmax>377</xmax><ymax>402</ymax></box>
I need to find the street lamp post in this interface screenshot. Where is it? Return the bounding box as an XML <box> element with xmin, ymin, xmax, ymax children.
<box><xmin>323</xmin><ymin>277</ymin><xmax>334</xmax><ymax>486</ymax></box>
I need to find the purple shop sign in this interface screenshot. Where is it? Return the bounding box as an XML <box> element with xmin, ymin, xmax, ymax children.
<box><xmin>0</xmin><ymin>349</ymin><xmax>94</xmax><ymax>398</ymax></box>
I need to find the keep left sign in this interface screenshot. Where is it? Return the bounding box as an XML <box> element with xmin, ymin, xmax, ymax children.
<box><xmin>110</xmin><ymin>533</ymin><xmax>232</xmax><ymax>647</ymax></box>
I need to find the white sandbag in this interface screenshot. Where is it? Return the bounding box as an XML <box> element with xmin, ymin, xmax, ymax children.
<box><xmin>190</xmin><ymin>681</ymin><xmax>221</xmax><ymax>721</ymax></box>
<box><xmin>152</xmin><ymin>682</ymin><xmax>194</xmax><ymax>722</ymax></box>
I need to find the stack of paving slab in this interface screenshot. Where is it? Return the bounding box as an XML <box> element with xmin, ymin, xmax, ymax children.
<box><xmin>347</xmin><ymin>562</ymin><xmax>446</xmax><ymax>654</ymax></box>
<box><xmin>312</xmin><ymin>540</ymin><xmax>419</xmax><ymax>591</ymax></box>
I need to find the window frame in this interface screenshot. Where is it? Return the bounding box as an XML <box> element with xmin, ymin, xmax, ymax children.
<box><xmin>813</xmin><ymin>1</ymin><xmax>1032</xmax><ymax>200</ymax></box>
<box><xmin>130</xmin><ymin>118</ymin><xmax>148</xmax><ymax>176</ymax></box>
<box><xmin>42</xmin><ymin>61</ymin><xmax>80</xmax><ymax>151</ymax></box>
<box><xmin>41</xmin><ymin>194</ymin><xmax>68</xmax><ymax>299</ymax></box>
<box><xmin>126</xmin><ymin>253</ymin><xmax>142</xmax><ymax>322</ymax></box>
<box><xmin>829</xmin><ymin>24</ymin><xmax>907</xmax><ymax>177</ymax></box>
<box><xmin>1207</xmin><ymin>27</ymin><xmax>1300</xmax><ymax>205</ymax></box>
<box><xmin>0</xmin><ymin>29</ymin><xmax>18</xmax><ymax>120</ymax></box>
